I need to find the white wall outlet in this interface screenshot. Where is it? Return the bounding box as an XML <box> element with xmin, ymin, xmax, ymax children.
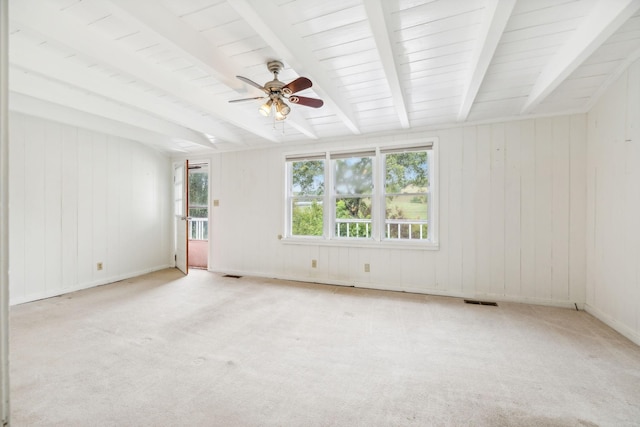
<box><xmin>364</xmin><ymin>263</ymin><xmax>370</xmax><ymax>273</ymax></box>
<box><xmin>97</xmin><ymin>262</ymin><xmax>103</xmax><ymax>271</ymax></box>
<box><xmin>311</xmin><ymin>259</ymin><xmax>317</xmax><ymax>268</ymax></box>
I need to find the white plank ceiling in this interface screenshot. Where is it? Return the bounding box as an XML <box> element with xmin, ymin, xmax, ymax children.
<box><xmin>8</xmin><ymin>0</ymin><xmax>640</xmax><ymax>154</ymax></box>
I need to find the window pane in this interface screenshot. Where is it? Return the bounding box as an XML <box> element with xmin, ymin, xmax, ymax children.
<box><xmin>189</xmin><ymin>171</ymin><xmax>208</xmax><ymax>206</ymax></box>
<box><xmin>385</xmin><ymin>194</ymin><xmax>427</xmax><ymax>220</ymax></box>
<box><xmin>189</xmin><ymin>207</ymin><xmax>208</xmax><ymax>218</ymax></box>
<box><xmin>334</xmin><ymin>157</ymin><xmax>373</xmax><ymax>195</ymax></box>
<box><xmin>335</xmin><ymin>197</ymin><xmax>371</xmax><ymax>238</ymax></box>
<box><xmin>385</xmin><ymin>152</ymin><xmax>428</xmax><ymax>193</ymax></box>
<box><xmin>292</xmin><ymin>198</ymin><xmax>323</xmax><ymax>236</ymax></box>
<box><xmin>292</xmin><ymin>160</ymin><xmax>324</xmax><ymax>196</ymax></box>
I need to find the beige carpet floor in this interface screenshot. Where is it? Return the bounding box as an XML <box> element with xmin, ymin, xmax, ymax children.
<box><xmin>9</xmin><ymin>268</ymin><xmax>640</xmax><ymax>426</ymax></box>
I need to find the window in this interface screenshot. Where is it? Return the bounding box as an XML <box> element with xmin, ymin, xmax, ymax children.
<box><xmin>288</xmin><ymin>155</ymin><xmax>325</xmax><ymax>237</ymax></box>
<box><xmin>333</xmin><ymin>152</ymin><xmax>374</xmax><ymax>238</ymax></box>
<box><xmin>285</xmin><ymin>141</ymin><xmax>437</xmax><ymax>245</ymax></box>
<box><xmin>188</xmin><ymin>164</ymin><xmax>209</xmax><ymax>240</ymax></box>
<box><xmin>383</xmin><ymin>148</ymin><xmax>429</xmax><ymax>240</ymax></box>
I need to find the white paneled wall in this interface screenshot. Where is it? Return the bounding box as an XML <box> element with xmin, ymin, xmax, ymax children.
<box><xmin>210</xmin><ymin>114</ymin><xmax>587</xmax><ymax>308</ymax></box>
<box><xmin>9</xmin><ymin>113</ymin><xmax>174</xmax><ymax>305</ymax></box>
<box><xmin>586</xmin><ymin>59</ymin><xmax>640</xmax><ymax>345</ymax></box>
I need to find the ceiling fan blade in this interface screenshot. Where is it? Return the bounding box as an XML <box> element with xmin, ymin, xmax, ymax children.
<box><xmin>228</xmin><ymin>96</ymin><xmax>266</xmax><ymax>103</ymax></box>
<box><xmin>236</xmin><ymin>75</ymin><xmax>268</xmax><ymax>93</ymax></box>
<box><xmin>289</xmin><ymin>95</ymin><xmax>324</xmax><ymax>108</ymax></box>
<box><xmin>282</xmin><ymin>77</ymin><xmax>312</xmax><ymax>95</ymax></box>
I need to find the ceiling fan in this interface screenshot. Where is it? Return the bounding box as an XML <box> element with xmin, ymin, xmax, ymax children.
<box><xmin>228</xmin><ymin>60</ymin><xmax>324</xmax><ymax>121</ymax></box>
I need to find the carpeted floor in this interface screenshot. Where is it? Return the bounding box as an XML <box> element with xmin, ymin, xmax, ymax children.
<box><xmin>9</xmin><ymin>268</ymin><xmax>640</xmax><ymax>426</ymax></box>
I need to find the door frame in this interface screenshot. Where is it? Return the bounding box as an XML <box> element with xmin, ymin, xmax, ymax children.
<box><xmin>173</xmin><ymin>160</ymin><xmax>188</xmax><ymax>274</ymax></box>
<box><xmin>186</xmin><ymin>159</ymin><xmax>210</xmax><ymax>270</ymax></box>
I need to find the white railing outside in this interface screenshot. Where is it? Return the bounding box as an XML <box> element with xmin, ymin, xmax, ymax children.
<box><xmin>385</xmin><ymin>220</ymin><xmax>428</xmax><ymax>240</ymax></box>
<box><xmin>334</xmin><ymin>218</ymin><xmax>428</xmax><ymax>239</ymax></box>
<box><xmin>335</xmin><ymin>218</ymin><xmax>371</xmax><ymax>238</ymax></box>
<box><xmin>189</xmin><ymin>217</ymin><xmax>208</xmax><ymax>240</ymax></box>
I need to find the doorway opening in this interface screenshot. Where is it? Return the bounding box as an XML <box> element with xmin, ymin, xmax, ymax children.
<box><xmin>187</xmin><ymin>162</ymin><xmax>209</xmax><ymax>269</ymax></box>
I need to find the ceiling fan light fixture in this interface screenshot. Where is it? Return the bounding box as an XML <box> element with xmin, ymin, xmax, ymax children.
<box><xmin>259</xmin><ymin>99</ymin><xmax>273</xmax><ymax>116</ymax></box>
<box><xmin>276</xmin><ymin>99</ymin><xmax>291</xmax><ymax>116</ymax></box>
<box><xmin>230</xmin><ymin>61</ymin><xmax>323</xmax><ymax>122</ymax></box>
<box><xmin>275</xmin><ymin>109</ymin><xmax>287</xmax><ymax>121</ymax></box>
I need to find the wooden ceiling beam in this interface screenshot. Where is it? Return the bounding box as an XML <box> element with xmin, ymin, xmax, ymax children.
<box><xmin>106</xmin><ymin>0</ymin><xmax>243</xmax><ymax>91</ymax></box>
<box><xmin>11</xmin><ymin>93</ymin><xmax>186</xmax><ymax>153</ymax></box>
<box><xmin>11</xmin><ymin>69</ymin><xmax>215</xmax><ymax>150</ymax></box>
<box><xmin>458</xmin><ymin>0</ymin><xmax>517</xmax><ymax>122</ymax></box>
<box><xmin>10</xmin><ymin>39</ymin><xmax>240</xmax><ymax>145</ymax></box>
<box><xmin>363</xmin><ymin>0</ymin><xmax>410</xmax><ymax>129</ymax></box>
<box><xmin>10</xmin><ymin>0</ymin><xmax>280</xmax><ymax>143</ymax></box>
<box><xmin>521</xmin><ymin>0</ymin><xmax>640</xmax><ymax>114</ymax></box>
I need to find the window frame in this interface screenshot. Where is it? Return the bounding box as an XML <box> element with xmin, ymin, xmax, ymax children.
<box><xmin>285</xmin><ymin>153</ymin><xmax>327</xmax><ymax>240</ymax></box>
<box><xmin>331</xmin><ymin>150</ymin><xmax>376</xmax><ymax>240</ymax></box>
<box><xmin>284</xmin><ymin>139</ymin><xmax>438</xmax><ymax>249</ymax></box>
<box><xmin>379</xmin><ymin>145</ymin><xmax>433</xmax><ymax>242</ymax></box>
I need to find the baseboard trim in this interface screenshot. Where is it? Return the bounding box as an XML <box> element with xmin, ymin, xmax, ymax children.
<box><xmin>208</xmin><ymin>268</ymin><xmax>582</xmax><ymax>310</ymax></box>
<box><xmin>10</xmin><ymin>264</ymin><xmax>174</xmax><ymax>306</ymax></box>
<box><xmin>584</xmin><ymin>304</ymin><xmax>640</xmax><ymax>346</ymax></box>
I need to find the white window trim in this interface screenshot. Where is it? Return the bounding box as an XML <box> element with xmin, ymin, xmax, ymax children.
<box><xmin>283</xmin><ymin>138</ymin><xmax>439</xmax><ymax>249</ymax></box>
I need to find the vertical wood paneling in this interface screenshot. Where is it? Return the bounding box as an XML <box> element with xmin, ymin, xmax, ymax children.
<box><xmin>106</xmin><ymin>139</ymin><xmax>120</xmax><ymax>277</ymax></box>
<box><xmin>534</xmin><ymin>118</ymin><xmax>553</xmax><ymax>301</ymax></box>
<box><xmin>625</xmin><ymin>64</ymin><xmax>640</xmax><ymax>333</ymax></box>
<box><xmin>585</xmin><ymin>115</ymin><xmax>598</xmax><ymax>307</ymax></box>
<box><xmin>207</xmin><ymin>116</ymin><xmax>589</xmax><ymax>307</ymax></box>
<box><xmin>434</xmin><ymin>129</ymin><xmax>450</xmax><ymax>290</ymax></box>
<box><xmin>61</xmin><ymin>126</ymin><xmax>78</xmax><ymax>290</ymax></box>
<box><xmin>328</xmin><ymin>246</ymin><xmax>350</xmax><ymax>282</ymax></box>
<box><xmin>44</xmin><ymin>122</ymin><xmax>63</xmax><ymax>293</ymax></box>
<box><xmin>505</xmin><ymin>122</ymin><xmax>521</xmax><ymax>296</ymax></box>
<box><xmin>215</xmin><ymin>152</ymin><xmax>236</xmax><ymax>271</ymax></box>
<box><xmin>403</xmin><ymin>250</ymin><xmax>431</xmax><ymax>290</ymax></box>
<box><xmin>9</xmin><ymin>114</ymin><xmax>172</xmax><ymax>305</ymax></box>
<box><xmin>475</xmin><ymin>125</ymin><xmax>492</xmax><ymax>294</ymax></box>
<box><xmin>76</xmin><ymin>130</ymin><xmax>93</xmax><ymax>285</ymax></box>
<box><xmin>551</xmin><ymin>117</ymin><xmax>570</xmax><ymax>301</ymax></box>
<box><xmin>519</xmin><ymin>120</ymin><xmax>536</xmax><ymax>299</ymax></box>
<box><xmin>610</xmin><ymin>101</ymin><xmax>630</xmax><ymax>326</ymax></box>
<box><xmin>118</xmin><ymin>143</ymin><xmax>134</xmax><ymax>274</ymax></box>
<box><xmin>447</xmin><ymin>127</ymin><xmax>463</xmax><ymax>292</ymax></box>
<box><xmin>92</xmin><ymin>134</ymin><xmax>108</xmax><ymax>282</ymax></box>
<box><xmin>490</xmin><ymin>124</ymin><xmax>506</xmax><ymax>296</ymax></box>
<box><xmin>586</xmin><ymin>58</ymin><xmax>640</xmax><ymax>345</ymax></box>
<box><xmin>569</xmin><ymin>114</ymin><xmax>587</xmax><ymax>304</ymax></box>
<box><xmin>316</xmin><ymin>245</ymin><xmax>329</xmax><ymax>281</ymax></box>
<box><xmin>8</xmin><ymin>114</ymin><xmax>25</xmax><ymax>301</ymax></box>
<box><xmin>371</xmin><ymin>247</ymin><xmax>398</xmax><ymax>286</ymax></box>
<box><xmin>352</xmin><ymin>247</ymin><xmax>372</xmax><ymax>285</ymax></box>
<box><xmin>460</xmin><ymin>126</ymin><xmax>477</xmax><ymax>294</ymax></box>
<box><xmin>24</xmin><ymin>119</ymin><xmax>46</xmax><ymax>297</ymax></box>
<box><xmin>209</xmin><ymin>154</ymin><xmax>222</xmax><ymax>271</ymax></box>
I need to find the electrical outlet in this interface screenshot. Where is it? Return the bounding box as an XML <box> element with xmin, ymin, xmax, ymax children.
<box><xmin>311</xmin><ymin>259</ymin><xmax>317</xmax><ymax>268</ymax></box>
<box><xmin>364</xmin><ymin>263</ymin><xmax>370</xmax><ymax>273</ymax></box>
<box><xmin>97</xmin><ymin>262</ymin><xmax>103</xmax><ymax>271</ymax></box>
<box><xmin>213</xmin><ymin>199</ymin><xmax>220</xmax><ymax>207</ymax></box>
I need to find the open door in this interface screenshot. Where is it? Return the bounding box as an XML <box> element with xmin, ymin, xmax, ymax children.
<box><xmin>174</xmin><ymin>160</ymin><xmax>188</xmax><ymax>274</ymax></box>
<box><xmin>187</xmin><ymin>162</ymin><xmax>209</xmax><ymax>269</ymax></box>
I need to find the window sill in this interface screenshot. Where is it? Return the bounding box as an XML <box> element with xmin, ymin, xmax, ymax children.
<box><xmin>281</xmin><ymin>237</ymin><xmax>439</xmax><ymax>251</ymax></box>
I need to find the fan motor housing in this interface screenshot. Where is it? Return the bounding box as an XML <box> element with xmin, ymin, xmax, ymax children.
<box><xmin>267</xmin><ymin>60</ymin><xmax>284</xmax><ymax>74</ymax></box>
